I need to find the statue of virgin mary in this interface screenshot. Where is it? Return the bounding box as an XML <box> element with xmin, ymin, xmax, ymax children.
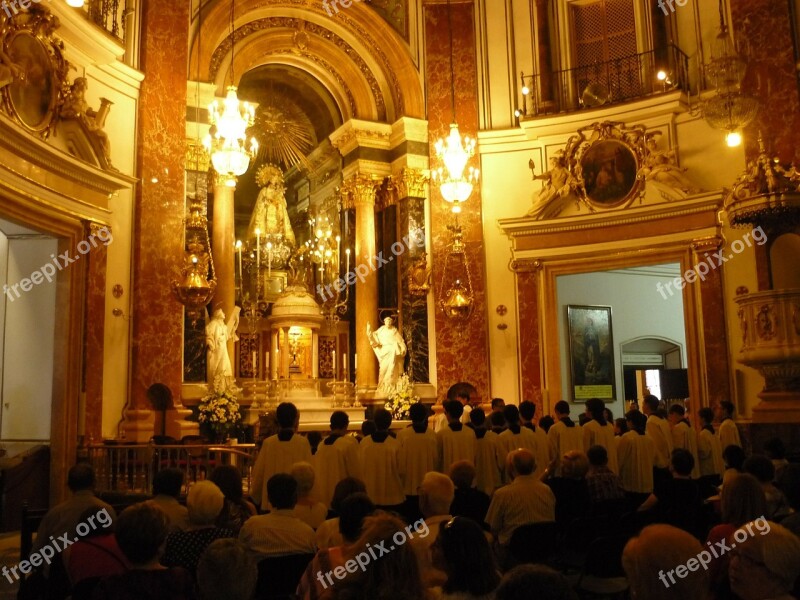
<box><xmin>247</xmin><ymin>164</ymin><xmax>296</xmax><ymax>246</ymax></box>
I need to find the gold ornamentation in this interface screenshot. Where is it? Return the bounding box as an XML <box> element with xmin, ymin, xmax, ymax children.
<box><xmin>186</xmin><ymin>140</ymin><xmax>210</xmax><ymax>172</ymax></box>
<box><xmin>251</xmin><ymin>97</ymin><xmax>315</xmax><ymax>169</ymax></box>
<box><xmin>408</xmin><ymin>252</ymin><xmax>431</xmax><ymax>296</ymax></box>
<box><xmin>394</xmin><ymin>167</ymin><xmax>428</xmax><ymax>199</ymax></box>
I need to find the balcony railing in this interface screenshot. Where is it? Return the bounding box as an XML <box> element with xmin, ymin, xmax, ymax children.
<box><xmin>519</xmin><ymin>44</ymin><xmax>690</xmax><ymax>118</ymax></box>
<box><xmin>84</xmin><ymin>0</ymin><xmax>127</xmax><ymax>41</ymax></box>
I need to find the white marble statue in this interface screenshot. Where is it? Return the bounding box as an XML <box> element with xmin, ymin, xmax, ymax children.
<box><xmin>205</xmin><ymin>306</ymin><xmax>241</xmax><ymax>391</ymax></box>
<box><xmin>367</xmin><ymin>316</ymin><xmax>407</xmax><ymax>396</ymax></box>
<box><xmin>527</xmin><ymin>154</ymin><xmax>577</xmax><ymax>219</ymax></box>
<box><xmin>638</xmin><ymin>135</ymin><xmax>701</xmax><ymax>195</ymax></box>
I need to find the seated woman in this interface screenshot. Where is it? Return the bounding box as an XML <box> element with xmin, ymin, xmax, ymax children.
<box><xmin>209</xmin><ymin>465</ymin><xmax>257</xmax><ymax>533</ymax></box>
<box><xmin>315</xmin><ymin>477</ymin><xmax>367</xmax><ymax>550</ymax></box>
<box><xmin>91</xmin><ymin>502</ymin><xmax>197</xmax><ymax>600</ymax></box>
<box><xmin>430</xmin><ymin>516</ymin><xmax>500</xmax><ymax>600</ymax></box>
<box><xmin>196</xmin><ymin>539</ymin><xmax>257</xmax><ymax>600</ymax></box>
<box><xmin>541</xmin><ymin>450</ymin><xmax>591</xmax><ymax>525</ymax></box>
<box><xmin>291</xmin><ymin>462</ymin><xmax>328</xmax><ymax>530</ymax></box>
<box><xmin>729</xmin><ymin>520</ymin><xmax>800</xmax><ymax>600</ymax></box>
<box><xmin>63</xmin><ymin>506</ymin><xmax>128</xmax><ymax>591</ymax></box>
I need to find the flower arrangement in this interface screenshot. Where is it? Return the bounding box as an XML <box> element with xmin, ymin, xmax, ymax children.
<box><xmin>198</xmin><ymin>382</ymin><xmax>242</xmax><ymax>441</ymax></box>
<box><xmin>384</xmin><ymin>374</ymin><xmax>419</xmax><ymax>421</ymax></box>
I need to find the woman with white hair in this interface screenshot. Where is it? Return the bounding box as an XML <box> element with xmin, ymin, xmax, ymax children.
<box><xmin>291</xmin><ymin>462</ymin><xmax>327</xmax><ymax>530</ymax></box>
<box><xmin>729</xmin><ymin>520</ymin><xmax>800</xmax><ymax>600</ymax></box>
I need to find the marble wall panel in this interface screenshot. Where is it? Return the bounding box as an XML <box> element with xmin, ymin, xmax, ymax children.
<box><xmin>700</xmin><ymin>265</ymin><xmax>731</xmax><ymax>407</ymax></box>
<box><xmin>425</xmin><ymin>3</ymin><xmax>490</xmax><ymax>402</ymax></box>
<box><xmin>84</xmin><ymin>228</ymin><xmax>107</xmax><ymax>441</ymax></box>
<box><xmin>399</xmin><ymin>196</ymin><xmax>429</xmax><ymax>383</ymax></box>
<box><xmin>517</xmin><ymin>270</ymin><xmax>542</xmax><ymax>416</ymax></box>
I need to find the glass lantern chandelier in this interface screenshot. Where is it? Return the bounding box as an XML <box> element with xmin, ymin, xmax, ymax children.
<box><xmin>204</xmin><ymin>0</ymin><xmax>258</xmax><ymax>186</ymax></box>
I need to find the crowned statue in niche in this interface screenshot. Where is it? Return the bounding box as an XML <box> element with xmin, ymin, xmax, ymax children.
<box><xmin>247</xmin><ymin>164</ymin><xmax>296</xmax><ymax>249</ymax></box>
<box><xmin>638</xmin><ymin>133</ymin><xmax>701</xmax><ymax>196</ymax></box>
<box><xmin>526</xmin><ymin>153</ymin><xmax>579</xmax><ymax>219</ymax></box>
<box><xmin>368</xmin><ymin>315</ymin><xmax>407</xmax><ymax>396</ymax></box>
<box><xmin>205</xmin><ymin>306</ymin><xmax>241</xmax><ymax>392</ymax></box>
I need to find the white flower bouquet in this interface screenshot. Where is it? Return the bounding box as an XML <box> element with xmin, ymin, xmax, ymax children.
<box><xmin>384</xmin><ymin>374</ymin><xmax>419</xmax><ymax>421</ymax></box>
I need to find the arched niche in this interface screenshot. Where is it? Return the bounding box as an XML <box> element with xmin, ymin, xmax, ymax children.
<box><xmin>769</xmin><ymin>233</ymin><xmax>800</xmax><ymax>289</ymax></box>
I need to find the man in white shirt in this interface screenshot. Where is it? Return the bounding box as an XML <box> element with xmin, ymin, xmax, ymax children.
<box><xmin>643</xmin><ymin>395</ymin><xmax>673</xmax><ymax>487</ymax></box>
<box><xmin>436</xmin><ymin>400</ymin><xmax>476</xmax><ymax>474</ymax></box>
<box><xmin>150</xmin><ymin>468</ymin><xmax>190</xmax><ymax>532</ymax></box>
<box><xmin>313</xmin><ymin>411</ymin><xmax>361</xmax><ymax>508</ymax></box>
<box><xmin>715</xmin><ymin>401</ymin><xmax>742</xmax><ymax>451</ymax></box>
<box><xmin>668</xmin><ymin>404</ymin><xmax>700</xmax><ymax>479</ymax></box>
<box><xmin>251</xmin><ymin>402</ymin><xmax>312</xmax><ymax>511</ymax></box>
<box><xmin>410</xmin><ymin>472</ymin><xmax>454</xmax><ymax>587</ymax></box>
<box><xmin>239</xmin><ymin>473</ymin><xmax>316</xmax><ymax>558</ymax></box>
<box><xmin>486</xmin><ymin>449</ymin><xmax>556</xmax><ymax>550</ymax></box>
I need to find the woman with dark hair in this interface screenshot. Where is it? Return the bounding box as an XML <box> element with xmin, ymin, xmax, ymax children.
<box><xmin>315</xmin><ymin>477</ymin><xmax>367</xmax><ymax>550</ymax></box>
<box><xmin>209</xmin><ymin>465</ymin><xmax>256</xmax><ymax>533</ymax></box>
<box><xmin>431</xmin><ymin>517</ymin><xmax>500</xmax><ymax>599</ymax></box>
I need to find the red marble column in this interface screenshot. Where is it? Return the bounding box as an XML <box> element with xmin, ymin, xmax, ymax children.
<box><xmin>516</xmin><ymin>269</ymin><xmax>543</xmax><ymax>415</ymax></box>
<box><xmin>425</xmin><ymin>1</ymin><xmax>490</xmax><ymax>401</ymax></box>
<box><xmin>131</xmin><ymin>0</ymin><xmax>190</xmax><ymax>416</ymax></box>
<box><xmin>84</xmin><ymin>223</ymin><xmax>107</xmax><ymax>442</ymax></box>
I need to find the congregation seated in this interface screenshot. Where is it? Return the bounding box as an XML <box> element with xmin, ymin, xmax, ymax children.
<box><xmin>291</xmin><ymin>461</ymin><xmax>328</xmax><ymax>530</ymax></box>
<box><xmin>637</xmin><ymin>448</ymin><xmax>703</xmax><ymax>536</ymax></box>
<box><xmin>721</xmin><ymin>443</ymin><xmax>746</xmax><ymax>487</ymax></box>
<box><xmin>728</xmin><ymin>520</ymin><xmax>800</xmax><ymax>600</ymax></box>
<box><xmin>92</xmin><ymin>502</ymin><xmax>197</xmax><ymax>600</ymax></box>
<box><xmin>196</xmin><ymin>539</ymin><xmax>257</xmax><ymax>600</ymax></box>
<box><xmin>162</xmin><ymin>480</ymin><xmax>235</xmax><ymax>576</ymax></box>
<box><xmin>764</xmin><ymin>437</ymin><xmax>790</xmax><ymax>482</ymax></box>
<box><xmin>743</xmin><ymin>454</ymin><xmax>793</xmax><ymax>520</ymax></box>
<box><xmin>315</xmin><ymin>477</ymin><xmax>367</xmax><ymax>550</ymax></box>
<box><xmin>430</xmin><ymin>516</ymin><xmax>500</xmax><ymax>600</ymax></box>
<box><xmin>63</xmin><ymin>506</ymin><xmax>127</xmax><ymax>590</ymax></box>
<box><xmin>585</xmin><ymin>444</ymin><xmax>625</xmax><ymax>506</ymax></box>
<box><xmin>209</xmin><ymin>464</ymin><xmax>257</xmax><ymax>533</ymax></box>
<box><xmin>410</xmin><ymin>472</ymin><xmax>455</xmax><ymax>587</ymax></box>
<box><xmin>494</xmin><ymin>565</ymin><xmax>577</xmax><ymax>600</ymax></box>
<box><xmin>541</xmin><ymin>450</ymin><xmax>591</xmax><ymax>525</ymax></box>
<box><xmin>448</xmin><ymin>460</ymin><xmax>490</xmax><ymax>527</ymax></box>
<box><xmin>239</xmin><ymin>473</ymin><xmax>316</xmax><ymax>558</ymax></box>
<box><xmin>150</xmin><ymin>468</ymin><xmax>190</xmax><ymax>533</ymax></box>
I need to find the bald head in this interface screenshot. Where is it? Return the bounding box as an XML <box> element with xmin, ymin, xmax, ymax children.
<box><xmin>419</xmin><ymin>471</ymin><xmax>455</xmax><ymax>517</ymax></box>
<box><xmin>507</xmin><ymin>449</ymin><xmax>536</xmax><ymax>479</ymax></box>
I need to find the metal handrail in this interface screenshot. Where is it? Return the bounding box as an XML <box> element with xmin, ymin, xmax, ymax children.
<box><xmin>519</xmin><ymin>44</ymin><xmax>690</xmax><ymax>118</ymax></box>
<box><xmin>83</xmin><ymin>0</ymin><xmax>127</xmax><ymax>41</ymax></box>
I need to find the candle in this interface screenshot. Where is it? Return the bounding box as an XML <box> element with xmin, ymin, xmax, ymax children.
<box><xmin>344</xmin><ymin>354</ymin><xmax>348</xmax><ymax>378</ymax></box>
<box><xmin>346</xmin><ymin>248</ymin><xmax>351</xmax><ymax>276</ymax></box>
<box><xmin>236</xmin><ymin>240</ymin><xmax>243</xmax><ymax>298</ymax></box>
<box><xmin>332</xmin><ymin>350</ymin><xmax>336</xmax><ymax>379</ymax></box>
<box><xmin>354</xmin><ymin>353</ymin><xmax>357</xmax><ymax>371</ymax></box>
<box><xmin>252</xmin><ymin>351</ymin><xmax>257</xmax><ymax>376</ymax></box>
<box><xmin>255</xmin><ymin>228</ymin><xmax>261</xmax><ymax>280</ymax></box>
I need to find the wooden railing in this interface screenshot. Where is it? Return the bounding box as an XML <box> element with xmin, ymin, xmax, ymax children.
<box><xmin>86</xmin><ymin>443</ymin><xmax>258</xmax><ymax>495</ymax></box>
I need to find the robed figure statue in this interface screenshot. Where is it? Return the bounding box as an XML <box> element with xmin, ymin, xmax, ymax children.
<box><xmin>205</xmin><ymin>306</ymin><xmax>241</xmax><ymax>391</ymax></box>
<box><xmin>367</xmin><ymin>316</ymin><xmax>407</xmax><ymax>396</ymax></box>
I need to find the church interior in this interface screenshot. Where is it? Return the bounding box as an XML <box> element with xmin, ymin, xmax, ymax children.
<box><xmin>1</xmin><ymin>0</ymin><xmax>800</xmax><ymax>588</ymax></box>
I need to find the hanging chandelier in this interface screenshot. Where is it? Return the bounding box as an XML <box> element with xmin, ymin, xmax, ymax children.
<box><xmin>173</xmin><ymin>197</ymin><xmax>217</xmax><ymax>325</ymax></box>
<box><xmin>700</xmin><ymin>0</ymin><xmax>758</xmax><ymax>147</ymax></box>
<box><xmin>204</xmin><ymin>0</ymin><xmax>258</xmax><ymax>185</ymax></box>
<box><xmin>438</xmin><ymin>220</ymin><xmax>474</xmax><ymax>321</ymax></box>
<box><xmin>432</xmin><ymin>0</ymin><xmax>479</xmax><ymax>213</ymax></box>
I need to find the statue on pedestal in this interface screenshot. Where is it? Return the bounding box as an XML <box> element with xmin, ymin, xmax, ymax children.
<box><xmin>205</xmin><ymin>306</ymin><xmax>241</xmax><ymax>392</ymax></box>
<box><xmin>248</xmin><ymin>164</ymin><xmax>296</xmax><ymax>246</ymax></box>
<box><xmin>368</xmin><ymin>316</ymin><xmax>407</xmax><ymax>396</ymax></box>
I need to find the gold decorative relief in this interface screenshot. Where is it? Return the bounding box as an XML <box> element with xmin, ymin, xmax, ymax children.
<box><xmin>408</xmin><ymin>252</ymin><xmax>431</xmax><ymax>296</ymax></box>
<box><xmin>756</xmin><ymin>304</ymin><xmax>776</xmax><ymax>341</ymax></box>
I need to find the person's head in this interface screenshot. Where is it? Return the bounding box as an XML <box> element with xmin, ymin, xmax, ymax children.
<box><xmin>267</xmin><ymin>473</ymin><xmax>298</xmax><ymax>510</ymax></box>
<box><xmin>721</xmin><ymin>473</ymin><xmax>767</xmax><ymax>526</ymax></box>
<box><xmin>307</xmin><ymin>431</ymin><xmax>322</xmax><ymax>451</ymax></box>
<box><xmin>586</xmin><ymin>445</ymin><xmax>608</xmax><ymax>468</ymax></box>
<box><xmin>67</xmin><ymin>463</ymin><xmax>95</xmax><ymax>492</ymax></box>
<box><xmin>730</xmin><ymin>520</ymin><xmax>800</xmax><ymax>600</ymax></box>
<box><xmin>361</xmin><ymin>420</ymin><xmax>376</xmax><ymax>438</ymax></box>
<box><xmin>196</xmin><ymin>539</ymin><xmax>257</xmax><ymax>600</ymax></box>
<box><xmin>419</xmin><ymin>471</ymin><xmax>455</xmax><ymax>518</ymax></box>
<box><xmin>519</xmin><ymin>401</ymin><xmax>536</xmax><ymax>423</ymax></box>
<box><xmin>187</xmin><ymin>480</ymin><xmax>225</xmax><ymax>526</ymax></box>
<box><xmin>670</xmin><ymin>449</ymin><xmax>694</xmax><ymax>477</ymax></box>
<box><xmin>507</xmin><ymin>449</ymin><xmax>535</xmax><ymax>480</ymax></box>
<box><xmin>433</xmin><ymin>517</ymin><xmax>500</xmax><ymax>596</ymax></box>
<box><xmin>290</xmin><ymin>462</ymin><xmax>316</xmax><ymax>497</ymax></box>
<box><xmin>539</xmin><ymin>415</ymin><xmax>555</xmax><ymax>433</ymax></box>
<box><xmin>337</xmin><ymin>493</ymin><xmax>375</xmax><ymax>544</ymax></box>
<box><xmin>209</xmin><ymin>465</ymin><xmax>244</xmax><ymax>502</ymax></box>
<box><xmin>469</xmin><ymin>407</ymin><xmax>486</xmax><ymax>428</ymax></box>
<box><xmin>491</xmin><ymin>397</ymin><xmax>505</xmax><ymax>413</ymax></box>
<box><xmin>585</xmin><ymin>398</ymin><xmax>606</xmax><ymax>423</ymax></box>
<box><xmin>373</xmin><ymin>408</ymin><xmax>392</xmax><ymax>431</ymax></box>
<box><xmin>444</xmin><ymin>400</ymin><xmax>464</xmax><ymax>422</ymax></box>
<box><xmin>449</xmin><ymin>460</ymin><xmax>476</xmax><ymax>491</ymax></box>
<box><xmin>667</xmin><ymin>404</ymin><xmax>686</xmax><ymax>425</ymax></box>
<box><xmin>383</xmin><ymin>316</ymin><xmax>393</xmax><ymax>327</ymax></box>
<box><xmin>643</xmin><ymin>394</ymin><xmax>660</xmax><ymax>415</ymax></box>
<box><xmin>622</xmin><ymin>524</ymin><xmax>708</xmax><ymax>600</ymax></box>
<box><xmin>456</xmin><ymin>391</ymin><xmax>470</xmax><ymax>406</ymax></box>
<box><xmin>276</xmin><ymin>402</ymin><xmax>299</xmax><ymax>429</ymax></box>
<box><xmin>716</xmin><ymin>400</ymin><xmax>735</xmax><ymax>419</ymax></box>
<box><xmin>503</xmin><ymin>404</ymin><xmax>520</xmax><ymax>425</ymax></box>
<box><xmin>409</xmin><ymin>402</ymin><xmax>428</xmax><ymax>424</ymax></box>
<box><xmin>76</xmin><ymin>506</ymin><xmax>114</xmax><ymax>539</ymax></box>
<box><xmin>560</xmin><ymin>451</ymin><xmax>589</xmax><ymax>479</ymax></box>
<box><xmin>626</xmin><ymin>410</ymin><xmax>647</xmax><ymax>434</ymax></box>
<box><xmin>115</xmin><ymin>502</ymin><xmax>170</xmax><ymax>566</ymax></box>
<box><xmin>330</xmin><ymin>477</ymin><xmax>367</xmax><ymax>514</ymax></box>
<box><xmin>743</xmin><ymin>454</ymin><xmax>775</xmax><ymax>484</ymax></box>
<box><xmin>490</xmin><ymin>411</ymin><xmax>507</xmax><ymax>430</ymax></box>
<box><xmin>495</xmin><ymin>564</ymin><xmax>577</xmax><ymax>600</ymax></box>
<box><xmin>723</xmin><ymin>444</ymin><xmax>746</xmax><ymax>471</ymax></box>
<box><xmin>763</xmin><ymin>437</ymin><xmax>786</xmax><ymax>460</ymax></box>
<box><xmin>614</xmin><ymin>417</ymin><xmax>629</xmax><ymax>435</ymax></box>
<box><xmin>698</xmin><ymin>407</ymin><xmax>714</xmax><ymax>426</ymax></box>
<box><xmin>153</xmin><ymin>468</ymin><xmax>184</xmax><ymax>499</ymax></box>
<box><xmin>603</xmin><ymin>407</ymin><xmax>613</xmax><ymax>423</ymax></box>
<box><xmin>330</xmin><ymin>410</ymin><xmax>350</xmax><ymax>432</ymax></box>
<box><xmin>554</xmin><ymin>400</ymin><xmax>570</xmax><ymax>418</ymax></box>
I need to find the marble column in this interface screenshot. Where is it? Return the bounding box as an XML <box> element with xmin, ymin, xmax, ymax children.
<box><xmin>312</xmin><ymin>331</ymin><xmax>319</xmax><ymax>379</ymax></box>
<box><xmin>349</xmin><ymin>175</ymin><xmax>380</xmax><ymax>389</ymax></box>
<box><xmin>212</xmin><ymin>177</ymin><xmax>236</xmax><ymax>362</ymax></box>
<box><xmin>514</xmin><ymin>262</ymin><xmax>544</xmax><ymax>415</ymax></box>
<box><xmin>270</xmin><ymin>330</ymin><xmax>278</xmax><ymax>380</ymax></box>
<box><xmin>129</xmin><ymin>0</ymin><xmax>190</xmax><ymax>440</ymax></box>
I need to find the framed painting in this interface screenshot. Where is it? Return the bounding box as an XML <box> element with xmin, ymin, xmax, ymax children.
<box><xmin>567</xmin><ymin>305</ymin><xmax>616</xmax><ymax>401</ymax></box>
<box><xmin>580</xmin><ymin>139</ymin><xmax>639</xmax><ymax>206</ymax></box>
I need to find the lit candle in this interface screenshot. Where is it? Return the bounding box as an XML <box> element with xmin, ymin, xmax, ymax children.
<box><xmin>346</xmin><ymin>248</ymin><xmax>351</xmax><ymax>274</ymax></box>
<box><xmin>255</xmin><ymin>228</ymin><xmax>261</xmax><ymax>279</ymax></box>
<box><xmin>332</xmin><ymin>350</ymin><xmax>336</xmax><ymax>379</ymax></box>
<box><xmin>354</xmin><ymin>353</ymin><xmax>357</xmax><ymax>371</ymax></box>
<box><xmin>252</xmin><ymin>350</ymin><xmax>257</xmax><ymax>376</ymax></box>
<box><xmin>235</xmin><ymin>240</ymin><xmax>243</xmax><ymax>298</ymax></box>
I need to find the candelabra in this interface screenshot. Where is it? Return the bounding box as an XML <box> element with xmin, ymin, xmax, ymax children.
<box><xmin>306</xmin><ymin>216</ymin><xmax>351</xmax><ymax>328</ymax></box>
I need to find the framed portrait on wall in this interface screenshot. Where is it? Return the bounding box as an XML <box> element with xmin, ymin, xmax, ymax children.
<box><xmin>567</xmin><ymin>305</ymin><xmax>616</xmax><ymax>401</ymax></box>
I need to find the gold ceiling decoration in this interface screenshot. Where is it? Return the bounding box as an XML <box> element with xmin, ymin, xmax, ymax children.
<box><xmin>251</xmin><ymin>99</ymin><xmax>315</xmax><ymax>170</ymax></box>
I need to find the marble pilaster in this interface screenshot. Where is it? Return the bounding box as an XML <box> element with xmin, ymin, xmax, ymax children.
<box><xmin>84</xmin><ymin>222</ymin><xmax>108</xmax><ymax>442</ymax></box>
<box><xmin>211</xmin><ymin>178</ymin><xmax>236</xmax><ymax>363</ymax></box>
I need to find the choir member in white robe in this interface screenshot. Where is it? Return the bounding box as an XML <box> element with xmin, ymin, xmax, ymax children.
<box><xmin>432</xmin><ymin>392</ymin><xmax>472</xmax><ymax>433</ymax></box>
<box><xmin>313</xmin><ymin>411</ymin><xmax>362</xmax><ymax>508</ymax></box>
<box><xmin>617</xmin><ymin>411</ymin><xmax>656</xmax><ymax>501</ymax></box>
<box><xmin>668</xmin><ymin>405</ymin><xmax>700</xmax><ymax>479</ymax></box>
<box><xmin>398</xmin><ymin>403</ymin><xmax>438</xmax><ymax>498</ymax></box>
<box><xmin>466</xmin><ymin>408</ymin><xmax>500</xmax><ymax>495</ymax></box>
<box><xmin>359</xmin><ymin>408</ymin><xmax>405</xmax><ymax>508</ymax></box>
<box><xmin>436</xmin><ymin>400</ymin><xmax>477</xmax><ymax>474</ymax></box>
<box><xmin>251</xmin><ymin>402</ymin><xmax>312</xmax><ymax>511</ymax></box>
<box><xmin>496</xmin><ymin>404</ymin><xmax>549</xmax><ymax>481</ymax></box>
<box><xmin>697</xmin><ymin>407</ymin><xmax>724</xmax><ymax>480</ymax></box>
<box><xmin>582</xmin><ymin>398</ymin><xmax>619</xmax><ymax>473</ymax></box>
<box><xmin>643</xmin><ymin>396</ymin><xmax>673</xmax><ymax>487</ymax></box>
<box><xmin>715</xmin><ymin>401</ymin><xmax>742</xmax><ymax>450</ymax></box>
<box><xmin>548</xmin><ymin>400</ymin><xmax>584</xmax><ymax>462</ymax></box>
